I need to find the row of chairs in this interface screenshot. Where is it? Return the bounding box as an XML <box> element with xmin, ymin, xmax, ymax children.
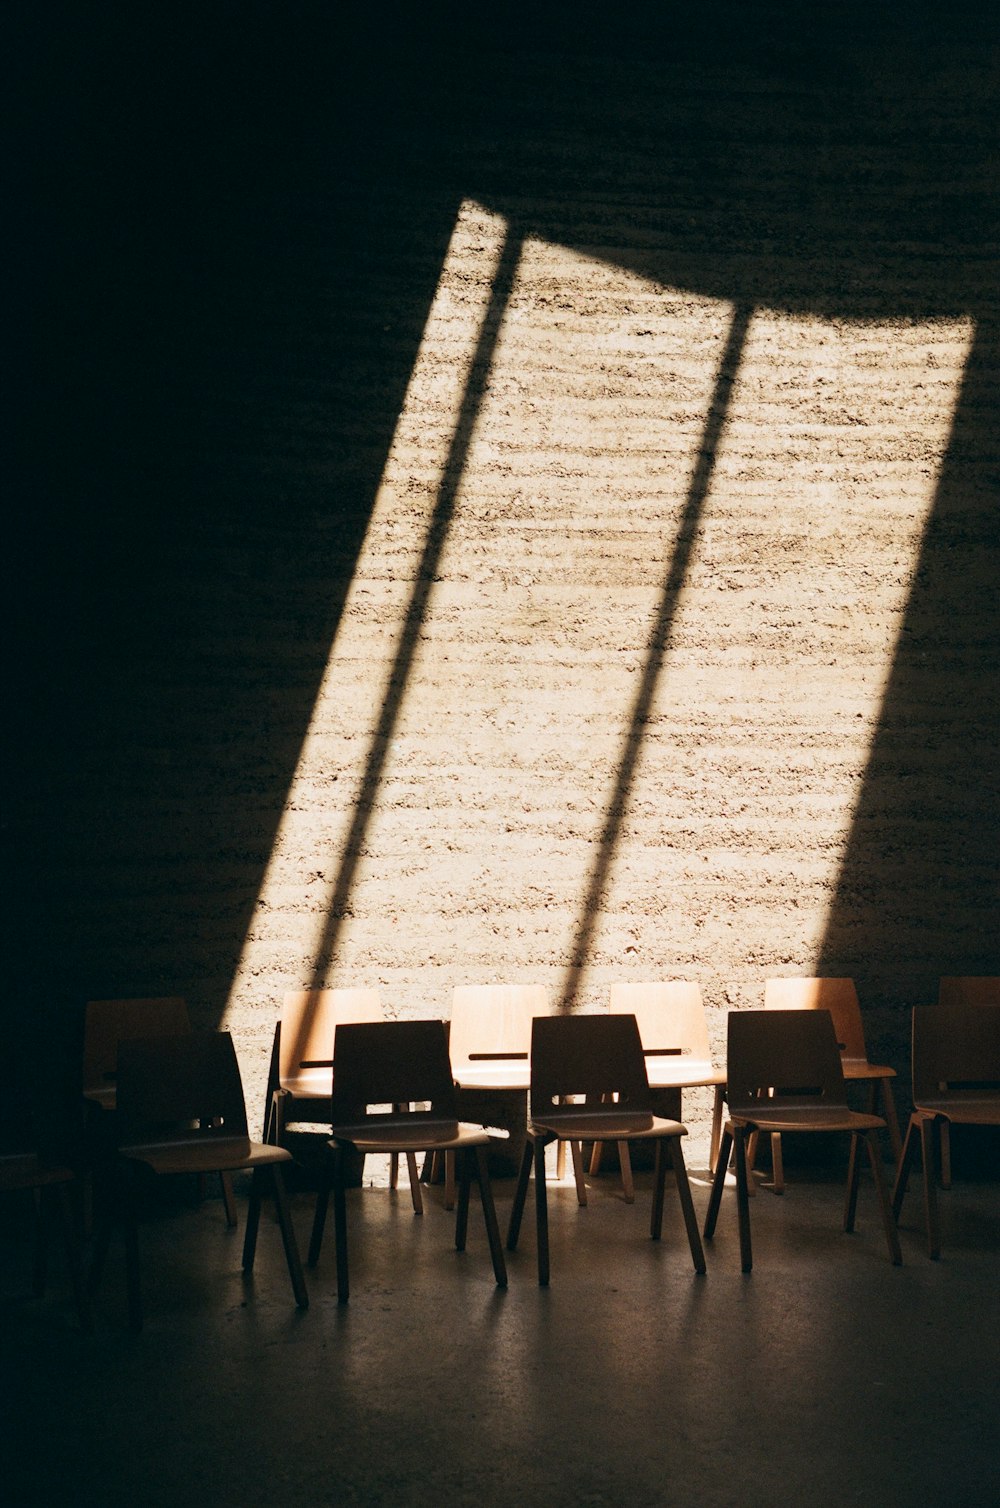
<box><xmin>8</xmin><ymin>981</ymin><xmax>997</xmax><ymax>1329</ymax></box>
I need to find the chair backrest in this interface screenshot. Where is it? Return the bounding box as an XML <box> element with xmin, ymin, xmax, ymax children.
<box><xmin>912</xmin><ymin>1003</ymin><xmax>1000</xmax><ymax>1102</ymax></box>
<box><xmin>330</xmin><ymin>1020</ymin><xmax>459</xmax><ymax>1131</ymax></box>
<box><xmin>83</xmin><ymin>997</ymin><xmax>190</xmax><ymax>1096</ymax></box>
<box><xmin>938</xmin><ymin>977</ymin><xmax>1000</xmax><ymax>1007</ymax></box>
<box><xmin>116</xmin><ymin>1032</ymin><xmax>250</xmax><ymax>1146</ymax></box>
<box><xmin>278</xmin><ymin>988</ymin><xmax>383</xmax><ymax>1087</ymax></box>
<box><xmin>726</xmin><ymin>1010</ymin><xmax>848</xmax><ymax>1117</ymax></box>
<box><xmin>608</xmin><ymin>981</ymin><xmax>712</xmax><ymax>1061</ymax></box>
<box><xmin>763</xmin><ymin>978</ymin><xmax>868</xmax><ymax>1061</ymax></box>
<box><xmin>529</xmin><ymin>1014</ymin><xmax>652</xmax><ymax>1117</ymax></box>
<box><xmin>449</xmin><ymin>984</ymin><xmax>549</xmax><ymax>1071</ymax></box>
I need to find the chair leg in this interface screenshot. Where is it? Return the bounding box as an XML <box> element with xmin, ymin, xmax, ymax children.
<box><xmin>54</xmin><ymin>1183</ymin><xmax>92</xmax><ymax>1332</ymax></box>
<box><xmin>703</xmin><ymin>1124</ymin><xmax>732</xmax><ymax>1240</ymax></box>
<box><xmin>616</xmin><ymin>1140</ymin><xmax>635</xmax><ymax>1204</ymax></box>
<box><xmin>31</xmin><ymin>1189</ymin><xmax>49</xmax><ymax>1298</ymax></box>
<box><xmin>865</xmin><ymin>1130</ymin><xmax>902</xmax><ymax>1266</ymax></box>
<box><xmin>332</xmin><ymin>1148</ymin><xmax>350</xmax><ymax>1303</ymax></box>
<box><xmin>308</xmin><ymin>1151</ymin><xmax>332</xmax><ymax>1267</ymax></box>
<box><xmin>651</xmin><ymin>1139</ymin><xmax>667</xmax><ymax>1239</ymax></box>
<box><xmin>220</xmin><ymin>1172</ymin><xmax>238</xmax><ymax>1229</ymax></box>
<box><xmin>444</xmin><ymin>1149</ymin><xmax>456</xmax><ymax>1211</ymax></box>
<box><xmin>455</xmin><ymin>1147</ymin><xmax>472</xmax><ymax>1252</ymax></box>
<box><xmin>123</xmin><ymin>1183</ymin><xmax>142</xmax><ymax>1332</ymax></box>
<box><xmin>709</xmin><ymin>1086</ymin><xmax>725</xmax><ymax>1174</ymax></box>
<box><xmin>588</xmin><ymin>1139</ymin><xmax>602</xmax><ymax>1176</ymax></box>
<box><xmin>667</xmin><ymin>1136</ymin><xmax>707</xmax><ymax>1274</ymax></box>
<box><xmin>534</xmin><ymin>1138</ymin><xmax>550</xmax><ymax>1286</ymax></box>
<box><xmin>733</xmin><ymin>1125</ymin><xmax>753</xmax><ymax>1272</ymax></box>
<box><xmin>506</xmin><ymin>1140</ymin><xmax>533</xmax><ymax>1251</ymax></box>
<box><xmin>766</xmin><ymin>1132</ymin><xmax>785</xmax><ymax>1195</ymax></box>
<box><xmin>919</xmin><ymin>1115</ymin><xmax>941</xmax><ymax>1259</ymax></box>
<box><xmin>892</xmin><ymin>1113</ymin><xmax>918</xmax><ymax>1221</ymax></box>
<box><xmin>269</xmin><ymin>1165</ymin><xmax>309</xmax><ymax>1308</ymax></box>
<box><xmin>938</xmin><ymin>1119</ymin><xmax>952</xmax><ymax>1190</ymax></box>
<box><xmin>406</xmin><ymin>1153</ymin><xmax>423</xmax><ymax>1215</ymax></box>
<box><xmin>473</xmin><ymin>1145</ymin><xmax>508</xmax><ymax>1288</ymax></box>
<box><xmin>844</xmin><ymin>1133</ymin><xmax>862</xmax><ymax>1232</ymax></box>
<box><xmin>878</xmin><ymin>1078</ymin><xmax>903</xmax><ymax>1169</ymax></box>
<box><xmin>570</xmin><ymin>1138</ymin><xmax>587</xmax><ymax>1206</ymax></box>
<box><xmin>242</xmin><ymin>1166</ymin><xmax>263</xmax><ymax>1271</ymax></box>
<box><xmin>744</xmin><ymin>1129</ymin><xmax>758</xmax><ymax>1197</ymax></box>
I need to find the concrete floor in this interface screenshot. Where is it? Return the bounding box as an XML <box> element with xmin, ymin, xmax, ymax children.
<box><xmin>2</xmin><ymin>1150</ymin><xmax>998</xmax><ymax>1508</ymax></box>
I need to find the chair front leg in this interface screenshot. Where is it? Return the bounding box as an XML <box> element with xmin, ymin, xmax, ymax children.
<box><xmin>308</xmin><ymin>1150</ymin><xmax>333</xmax><ymax>1267</ymax></box>
<box><xmin>534</xmin><ymin>1138</ymin><xmax>550</xmax><ymax>1286</ymax></box>
<box><xmin>270</xmin><ymin>1164</ymin><xmax>309</xmax><ymax>1308</ymax></box>
<box><xmin>703</xmin><ymin>1124</ymin><xmax>733</xmax><ymax>1240</ymax></box>
<box><xmin>892</xmin><ymin>1113</ymin><xmax>918</xmax><ymax>1221</ymax></box>
<box><xmin>474</xmin><ymin>1145</ymin><xmax>508</xmax><ymax>1288</ymax></box>
<box><xmin>332</xmin><ymin>1146</ymin><xmax>350</xmax><ymax>1303</ymax></box>
<box><xmin>919</xmin><ymin>1115</ymin><xmax>941</xmax><ymax>1259</ymax></box>
<box><xmin>506</xmin><ymin>1139</ymin><xmax>534</xmax><ymax>1251</ymax></box>
<box><xmin>455</xmin><ymin>1146</ymin><xmax>472</xmax><ymax>1252</ymax></box>
<box><xmin>844</xmin><ymin>1133</ymin><xmax>862</xmax><ymax>1232</ymax></box>
<box><xmin>865</xmin><ymin>1130</ymin><xmax>902</xmax><ymax>1265</ymax></box>
<box><xmin>651</xmin><ymin>1139</ymin><xmax>666</xmax><ymax>1239</ymax></box>
<box><xmin>733</xmin><ymin>1125</ymin><xmax>753</xmax><ymax>1272</ymax></box>
<box><xmin>242</xmin><ymin>1166</ymin><xmax>263</xmax><ymax>1271</ymax></box>
<box><xmin>668</xmin><ymin>1136</ymin><xmax>707</xmax><ymax>1274</ymax></box>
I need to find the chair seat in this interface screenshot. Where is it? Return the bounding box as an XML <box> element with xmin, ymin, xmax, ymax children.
<box><xmin>454</xmin><ymin>1063</ymin><xmax>530</xmax><ymax>1090</ymax></box>
<box><xmin>0</xmin><ymin>1150</ymin><xmax>76</xmax><ymax>1192</ymax></box>
<box><xmin>731</xmin><ymin>1107</ymin><xmax>885</xmax><ymax>1135</ymax></box>
<box><xmin>644</xmin><ymin>1059</ymin><xmax>726</xmax><ymax>1090</ymax></box>
<box><xmin>915</xmin><ymin>1097</ymin><xmax>1000</xmax><ymax>1126</ymax></box>
<box><xmin>120</xmin><ymin>1135</ymin><xmax>293</xmax><ymax>1176</ymax></box>
<box><xmin>529</xmin><ymin>1110</ymin><xmax>686</xmax><ymax>1142</ymax></box>
<box><xmin>331</xmin><ymin>1119</ymin><xmax>491</xmax><ymax>1154</ymax></box>
<box><xmin>83</xmin><ymin>1086</ymin><xmax>118</xmax><ymax>1111</ymax></box>
<box><xmin>841</xmin><ymin>1059</ymin><xmax>895</xmax><ymax>1082</ymax></box>
<box><xmin>279</xmin><ymin>1069</ymin><xmax>333</xmax><ymax>1099</ymax></box>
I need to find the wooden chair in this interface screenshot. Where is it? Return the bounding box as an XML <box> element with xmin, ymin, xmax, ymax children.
<box><xmin>307</xmin><ymin>1020</ymin><xmax>507</xmax><ymax>1303</ymax></box>
<box><xmin>592</xmin><ymin>982</ymin><xmax>726</xmax><ymax>1201</ymax></box>
<box><xmin>83</xmin><ymin>996</ymin><xmax>237</xmax><ymax>1228</ymax></box>
<box><xmin>759</xmin><ymin>978</ymin><xmax>902</xmax><ymax>1192</ymax></box>
<box><xmin>446</xmin><ymin>984</ymin><xmax>585</xmax><ymax>1206</ymax></box>
<box><xmin>892</xmin><ymin>1002</ymin><xmax>1000</xmax><ymax>1258</ymax></box>
<box><xmin>703</xmin><ymin>1010</ymin><xmax>901</xmax><ymax>1271</ymax></box>
<box><xmin>1</xmin><ymin>1089</ymin><xmax>91</xmax><ymax>1330</ymax></box>
<box><xmin>88</xmin><ymin>1032</ymin><xmax>308</xmax><ymax>1330</ymax></box>
<box><xmin>935</xmin><ymin>978</ymin><xmax>1000</xmax><ymax>1187</ymax></box>
<box><xmin>506</xmin><ymin>1013</ymin><xmax>706</xmax><ymax>1285</ymax></box>
<box><xmin>263</xmin><ymin>988</ymin><xmax>422</xmax><ymax>1211</ymax></box>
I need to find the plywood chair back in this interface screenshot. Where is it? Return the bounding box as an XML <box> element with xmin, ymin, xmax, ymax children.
<box><xmin>764</xmin><ymin>978</ymin><xmax>868</xmax><ymax>1065</ymax></box>
<box><xmin>726</xmin><ymin>1009</ymin><xmax>849</xmax><ymax>1120</ymax></box>
<box><xmin>912</xmin><ymin>1003</ymin><xmax>1000</xmax><ymax>1114</ymax></box>
<box><xmin>83</xmin><ymin>997</ymin><xmax>190</xmax><ymax>1106</ymax></box>
<box><xmin>704</xmin><ymin>1009</ymin><xmax>901</xmax><ymax>1270</ymax></box>
<box><xmin>530</xmin><ymin>1013</ymin><xmax>653</xmax><ymax>1131</ymax></box>
<box><xmin>330</xmin><ymin>1020</ymin><xmax>460</xmax><ymax>1142</ymax></box>
<box><xmin>278</xmin><ymin>987</ymin><xmax>383</xmax><ymax>1096</ymax></box>
<box><xmin>609</xmin><ymin>980</ymin><xmax>714</xmax><ymax>1061</ymax></box>
<box><xmin>116</xmin><ymin>1032</ymin><xmax>252</xmax><ymax>1163</ymax></box>
<box><xmin>449</xmin><ymin>984</ymin><xmax>549</xmax><ymax>1075</ymax></box>
<box><xmin>892</xmin><ymin>1004</ymin><xmax>1000</xmax><ymax>1258</ymax></box>
<box><xmin>96</xmin><ymin>1032</ymin><xmax>308</xmax><ymax>1325</ymax></box>
<box><xmin>938</xmin><ymin>976</ymin><xmax>1000</xmax><ymax>1007</ymax></box>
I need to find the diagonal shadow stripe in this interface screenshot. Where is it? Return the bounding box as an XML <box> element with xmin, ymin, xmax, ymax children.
<box><xmin>558</xmin><ymin>301</ymin><xmax>753</xmax><ymax>1009</ymax></box>
<box><xmin>301</xmin><ymin>223</ymin><xmax>525</xmax><ymax>1017</ymax></box>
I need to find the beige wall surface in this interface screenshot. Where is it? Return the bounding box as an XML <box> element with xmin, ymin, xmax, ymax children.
<box><xmin>14</xmin><ymin>12</ymin><xmax>998</xmax><ymax>1147</ymax></box>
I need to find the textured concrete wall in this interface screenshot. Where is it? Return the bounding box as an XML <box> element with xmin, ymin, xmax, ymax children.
<box><xmin>11</xmin><ymin>8</ymin><xmax>999</xmax><ymax>1147</ymax></box>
